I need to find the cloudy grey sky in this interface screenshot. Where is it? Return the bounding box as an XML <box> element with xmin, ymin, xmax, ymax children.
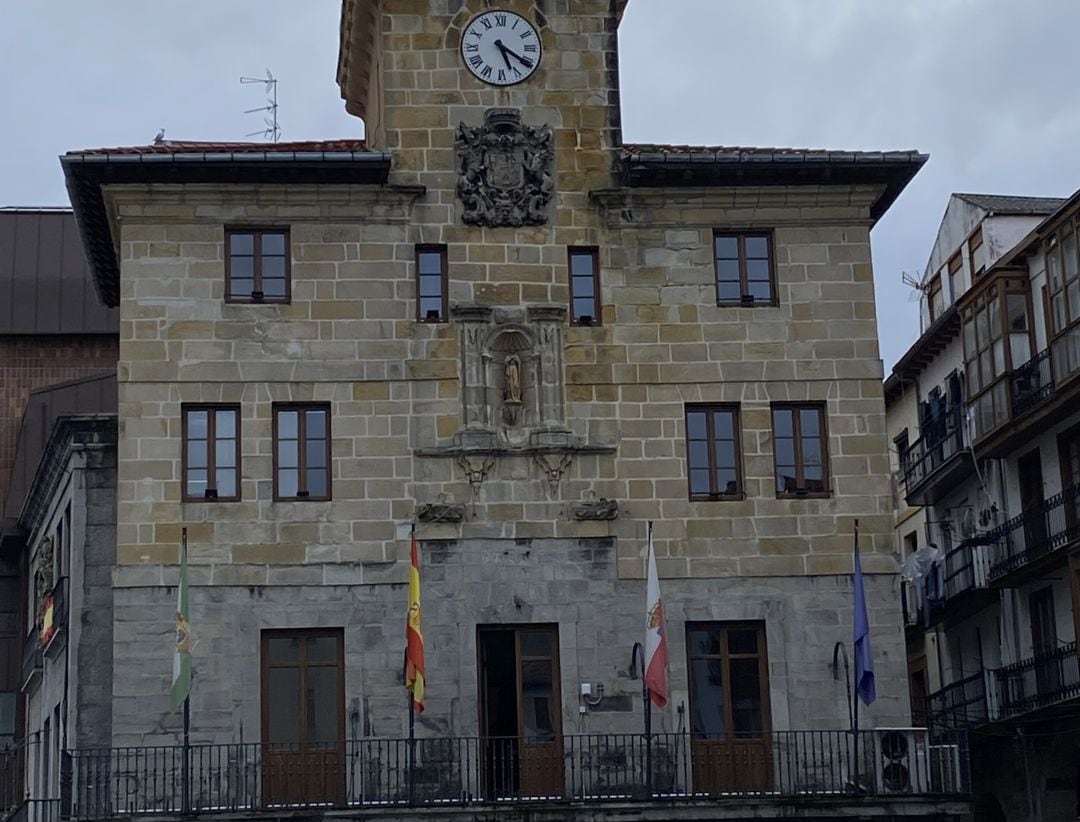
<box><xmin>3</xmin><ymin>1</ymin><xmax>1079</xmax><ymax>369</ymax></box>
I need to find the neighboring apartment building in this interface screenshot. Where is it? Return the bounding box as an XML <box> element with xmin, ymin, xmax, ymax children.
<box><xmin>0</xmin><ymin>209</ymin><xmax>117</xmax><ymax>817</ymax></box>
<box><xmin>886</xmin><ymin>191</ymin><xmax>1080</xmax><ymax>821</ymax></box>
<box><xmin>49</xmin><ymin>1</ymin><xmax>965</xmax><ymax>819</ymax></box>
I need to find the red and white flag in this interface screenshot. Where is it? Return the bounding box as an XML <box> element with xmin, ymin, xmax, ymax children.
<box><xmin>644</xmin><ymin>523</ymin><xmax>669</xmax><ymax>708</ymax></box>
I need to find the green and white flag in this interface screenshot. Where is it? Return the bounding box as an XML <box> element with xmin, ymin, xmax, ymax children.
<box><xmin>170</xmin><ymin>529</ymin><xmax>192</xmax><ymax>712</ymax></box>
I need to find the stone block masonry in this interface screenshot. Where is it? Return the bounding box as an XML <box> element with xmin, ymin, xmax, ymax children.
<box><xmin>111</xmin><ymin>536</ymin><xmax>910</xmax><ymax>747</ymax></box>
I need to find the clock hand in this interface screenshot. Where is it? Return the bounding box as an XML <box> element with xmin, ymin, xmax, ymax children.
<box><xmin>493</xmin><ymin>39</ymin><xmax>514</xmax><ymax>72</ymax></box>
<box><xmin>501</xmin><ymin>45</ymin><xmax>534</xmax><ymax>69</ymax></box>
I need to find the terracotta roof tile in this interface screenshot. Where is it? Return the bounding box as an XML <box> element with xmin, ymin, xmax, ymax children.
<box><xmin>68</xmin><ymin>139</ymin><xmax>367</xmax><ymax>156</ymax></box>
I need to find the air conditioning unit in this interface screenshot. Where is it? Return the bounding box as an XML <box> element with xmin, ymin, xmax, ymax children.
<box><xmin>873</xmin><ymin>727</ymin><xmax>930</xmax><ymax>794</ymax></box>
<box><xmin>928</xmin><ymin>743</ymin><xmax>965</xmax><ymax>794</ymax></box>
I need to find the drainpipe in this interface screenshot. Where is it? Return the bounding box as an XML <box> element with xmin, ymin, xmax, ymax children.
<box><xmin>1018</xmin><ymin>727</ymin><xmax>1040</xmax><ymax>822</ymax></box>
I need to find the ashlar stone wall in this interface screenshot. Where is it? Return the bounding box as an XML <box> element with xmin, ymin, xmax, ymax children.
<box><xmin>109</xmin><ymin>181</ymin><xmax>894</xmax><ymax>587</ymax></box>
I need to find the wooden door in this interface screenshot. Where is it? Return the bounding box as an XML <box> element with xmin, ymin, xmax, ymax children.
<box><xmin>687</xmin><ymin>623</ymin><xmax>772</xmax><ymax>794</ymax></box>
<box><xmin>1018</xmin><ymin>450</ymin><xmax>1047</xmax><ymax>555</ymax></box>
<box><xmin>515</xmin><ymin>628</ymin><xmax>563</xmax><ymax>798</ymax></box>
<box><xmin>1029</xmin><ymin>588</ymin><xmax>1059</xmax><ymax>699</ymax></box>
<box><xmin>478</xmin><ymin>626</ymin><xmax>563</xmax><ymax>799</ymax></box>
<box><xmin>261</xmin><ymin>630</ymin><xmax>345</xmax><ymax>807</ymax></box>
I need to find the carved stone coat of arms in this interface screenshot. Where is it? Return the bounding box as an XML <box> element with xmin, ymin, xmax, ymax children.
<box><xmin>456</xmin><ymin>108</ymin><xmax>554</xmax><ymax>228</ymax></box>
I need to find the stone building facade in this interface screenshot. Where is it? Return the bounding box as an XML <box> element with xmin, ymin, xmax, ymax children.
<box><xmin>57</xmin><ymin>0</ymin><xmax>966</xmax><ymax>816</ymax></box>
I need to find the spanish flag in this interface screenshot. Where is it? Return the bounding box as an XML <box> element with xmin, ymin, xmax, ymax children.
<box><xmin>405</xmin><ymin>530</ymin><xmax>426</xmax><ymax>713</ymax></box>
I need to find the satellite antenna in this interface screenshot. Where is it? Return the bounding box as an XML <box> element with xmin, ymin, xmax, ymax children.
<box><xmin>240</xmin><ymin>69</ymin><xmax>280</xmax><ymax>142</ymax></box>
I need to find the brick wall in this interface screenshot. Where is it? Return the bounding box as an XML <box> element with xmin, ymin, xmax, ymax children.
<box><xmin>0</xmin><ymin>335</ymin><xmax>119</xmax><ymax>505</ymax></box>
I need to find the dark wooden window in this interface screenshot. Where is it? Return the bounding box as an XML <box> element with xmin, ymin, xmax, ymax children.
<box><xmin>928</xmin><ymin>274</ymin><xmax>945</xmax><ymax>322</ymax></box>
<box><xmin>894</xmin><ymin>428</ymin><xmax>910</xmax><ymax>475</ymax></box>
<box><xmin>685</xmin><ymin>405</ymin><xmax>742</xmax><ymax>500</ymax></box>
<box><xmin>772</xmin><ymin>404</ymin><xmax>829</xmax><ymax>497</ymax></box>
<box><xmin>948</xmin><ymin>252</ymin><xmax>963</xmax><ymax>303</ymax></box>
<box><xmin>568</xmin><ymin>247</ymin><xmax>601</xmax><ymax>325</ymax></box>
<box><xmin>182</xmin><ymin>405</ymin><xmax>240</xmax><ymax>501</ymax></box>
<box><xmin>273</xmin><ymin>404</ymin><xmax>331</xmax><ymax>501</ymax></box>
<box><xmin>968</xmin><ymin>226</ymin><xmax>984</xmax><ymax>279</ymax></box>
<box><xmin>226</xmin><ymin>228</ymin><xmax>290</xmax><ymax>303</ymax></box>
<box><xmin>713</xmin><ymin>232</ymin><xmax>776</xmax><ymax>306</ymax></box>
<box><xmin>416</xmin><ymin>244</ymin><xmax>448</xmax><ymax>322</ymax></box>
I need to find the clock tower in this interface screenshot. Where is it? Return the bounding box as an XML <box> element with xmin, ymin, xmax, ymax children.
<box><xmin>338</xmin><ymin>0</ymin><xmax>627</xmax><ymax>199</ymax></box>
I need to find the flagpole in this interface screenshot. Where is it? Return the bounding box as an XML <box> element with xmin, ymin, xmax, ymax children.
<box><xmin>181</xmin><ymin>528</ymin><xmax>191</xmax><ymax>815</ymax></box>
<box><xmin>406</xmin><ymin>524</ymin><xmax>417</xmax><ymax>807</ymax></box>
<box><xmin>644</xmin><ymin>521</ymin><xmax>654</xmax><ymax>799</ymax></box>
<box><xmin>851</xmin><ymin>519</ymin><xmax>860</xmax><ymax>793</ymax></box>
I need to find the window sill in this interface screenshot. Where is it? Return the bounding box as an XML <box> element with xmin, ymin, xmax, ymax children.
<box><xmin>181</xmin><ymin>497</ymin><xmax>241</xmax><ymax>504</ymax></box>
<box><xmin>716</xmin><ymin>300</ymin><xmax>779</xmax><ymax>308</ymax></box>
<box><xmin>273</xmin><ymin>496</ymin><xmax>332</xmax><ymax>503</ymax></box>
<box><xmin>775</xmin><ymin>491</ymin><xmax>832</xmax><ymax>500</ymax></box>
<box><xmin>225</xmin><ymin>298</ymin><xmax>291</xmax><ymax>305</ymax></box>
<box><xmin>689</xmin><ymin>493</ymin><xmax>745</xmax><ymax>502</ymax></box>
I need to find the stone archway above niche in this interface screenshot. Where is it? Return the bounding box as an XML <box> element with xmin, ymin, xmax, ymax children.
<box><xmin>416</xmin><ymin>304</ymin><xmax>615</xmax><ymax>459</ymax></box>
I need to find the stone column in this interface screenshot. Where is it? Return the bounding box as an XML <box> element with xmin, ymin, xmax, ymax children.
<box><xmin>527</xmin><ymin>305</ymin><xmax>572</xmax><ymax>444</ymax></box>
<box><xmin>452</xmin><ymin>305</ymin><xmax>496</xmax><ymax>448</ymax></box>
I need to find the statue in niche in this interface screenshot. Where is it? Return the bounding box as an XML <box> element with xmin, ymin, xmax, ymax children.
<box><xmin>503</xmin><ymin>354</ymin><xmax>523</xmax><ymax>426</ymax></box>
<box><xmin>504</xmin><ymin>355</ymin><xmax>522</xmax><ymax>404</ymax></box>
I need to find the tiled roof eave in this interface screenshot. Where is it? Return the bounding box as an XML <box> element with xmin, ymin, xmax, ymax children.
<box><xmin>61</xmin><ymin>145</ymin><xmax>394</xmax><ymax>309</ymax></box>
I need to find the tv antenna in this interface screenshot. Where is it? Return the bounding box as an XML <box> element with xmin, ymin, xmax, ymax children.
<box><xmin>240</xmin><ymin>69</ymin><xmax>280</xmax><ymax>142</ymax></box>
<box><xmin>901</xmin><ymin>270</ymin><xmax>929</xmax><ymax>303</ymax></box>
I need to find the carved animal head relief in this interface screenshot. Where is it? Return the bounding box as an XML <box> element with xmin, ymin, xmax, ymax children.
<box><xmin>457</xmin><ymin>108</ymin><xmax>554</xmax><ymax>228</ymax></box>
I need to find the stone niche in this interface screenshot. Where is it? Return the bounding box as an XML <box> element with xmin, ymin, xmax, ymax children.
<box><xmin>451</xmin><ymin>304</ymin><xmax>575</xmax><ymax>450</ymax></box>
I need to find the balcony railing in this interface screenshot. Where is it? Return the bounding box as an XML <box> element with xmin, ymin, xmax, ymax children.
<box><xmin>928</xmin><ymin>672</ymin><xmax>989</xmax><ymax>731</ymax></box>
<box><xmin>994</xmin><ymin>641</ymin><xmax>1080</xmax><ymax>718</ymax></box>
<box><xmin>987</xmin><ymin>482</ymin><xmax>1080</xmax><ymax>581</ymax></box>
<box><xmin>62</xmin><ymin>731</ymin><xmax>969</xmax><ymax>818</ymax></box>
<box><xmin>1010</xmin><ymin>348</ymin><xmax>1055</xmax><ymax>418</ymax></box>
<box><xmin>905</xmin><ymin>539</ymin><xmax>992</xmax><ymax>628</ymax></box>
<box><xmin>928</xmin><ymin>643</ymin><xmax>1080</xmax><ymax>730</ymax></box>
<box><xmin>900</xmin><ymin>407</ymin><xmax>967</xmax><ymax>500</ymax></box>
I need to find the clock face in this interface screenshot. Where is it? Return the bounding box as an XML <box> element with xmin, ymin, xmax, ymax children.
<box><xmin>460</xmin><ymin>10</ymin><xmax>542</xmax><ymax>86</ymax></box>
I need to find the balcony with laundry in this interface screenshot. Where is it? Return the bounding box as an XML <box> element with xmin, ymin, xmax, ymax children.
<box><xmin>898</xmin><ymin>380</ymin><xmax>971</xmax><ymax>508</ymax></box>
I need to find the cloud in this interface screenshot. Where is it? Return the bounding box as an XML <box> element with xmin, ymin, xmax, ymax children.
<box><xmin>3</xmin><ymin>0</ymin><xmax>1079</xmax><ymax>369</ymax></box>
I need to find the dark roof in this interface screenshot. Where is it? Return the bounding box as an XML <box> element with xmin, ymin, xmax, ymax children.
<box><xmin>618</xmin><ymin>144</ymin><xmax>928</xmax><ymax>223</ymax></box>
<box><xmin>953</xmin><ymin>193</ymin><xmax>1067</xmax><ymax>216</ymax></box>
<box><xmin>62</xmin><ymin>140</ymin><xmax>393</xmax><ymax>308</ymax></box>
<box><xmin>67</xmin><ymin>138</ymin><xmax>369</xmax><ymax>156</ymax></box>
<box><xmin>883</xmin><ymin>304</ymin><xmax>962</xmax><ymax>405</ymax></box>
<box><xmin>0</xmin><ymin>209</ymin><xmax>118</xmax><ymax>334</ymax></box>
<box><xmin>0</xmin><ymin>372</ymin><xmax>116</xmax><ymax>546</ymax></box>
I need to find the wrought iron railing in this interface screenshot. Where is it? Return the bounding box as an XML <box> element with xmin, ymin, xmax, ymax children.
<box><xmin>928</xmin><ymin>673</ymin><xmax>989</xmax><ymax>731</ymax></box>
<box><xmin>994</xmin><ymin>641</ymin><xmax>1080</xmax><ymax>718</ymax></box>
<box><xmin>987</xmin><ymin>483</ymin><xmax>1080</xmax><ymax>580</ymax></box>
<box><xmin>900</xmin><ymin>407</ymin><xmax>966</xmax><ymax>496</ymax></box>
<box><xmin>929</xmin><ymin>642</ymin><xmax>1080</xmax><ymax>729</ymax></box>
<box><xmin>63</xmin><ymin>731</ymin><xmax>969</xmax><ymax>818</ymax></box>
<box><xmin>1010</xmin><ymin>348</ymin><xmax>1055</xmax><ymax>418</ymax></box>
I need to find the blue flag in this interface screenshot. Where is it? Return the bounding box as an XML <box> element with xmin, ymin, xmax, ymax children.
<box><xmin>853</xmin><ymin>537</ymin><xmax>876</xmax><ymax>706</ymax></box>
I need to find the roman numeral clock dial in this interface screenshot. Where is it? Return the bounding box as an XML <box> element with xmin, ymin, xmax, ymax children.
<box><xmin>461</xmin><ymin>10</ymin><xmax>542</xmax><ymax>86</ymax></box>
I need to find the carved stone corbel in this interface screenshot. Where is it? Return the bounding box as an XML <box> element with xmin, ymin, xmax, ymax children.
<box><xmin>457</xmin><ymin>454</ymin><xmax>495</xmax><ymax>496</ymax></box>
<box><xmin>534</xmin><ymin>452</ymin><xmax>573</xmax><ymax>490</ymax></box>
